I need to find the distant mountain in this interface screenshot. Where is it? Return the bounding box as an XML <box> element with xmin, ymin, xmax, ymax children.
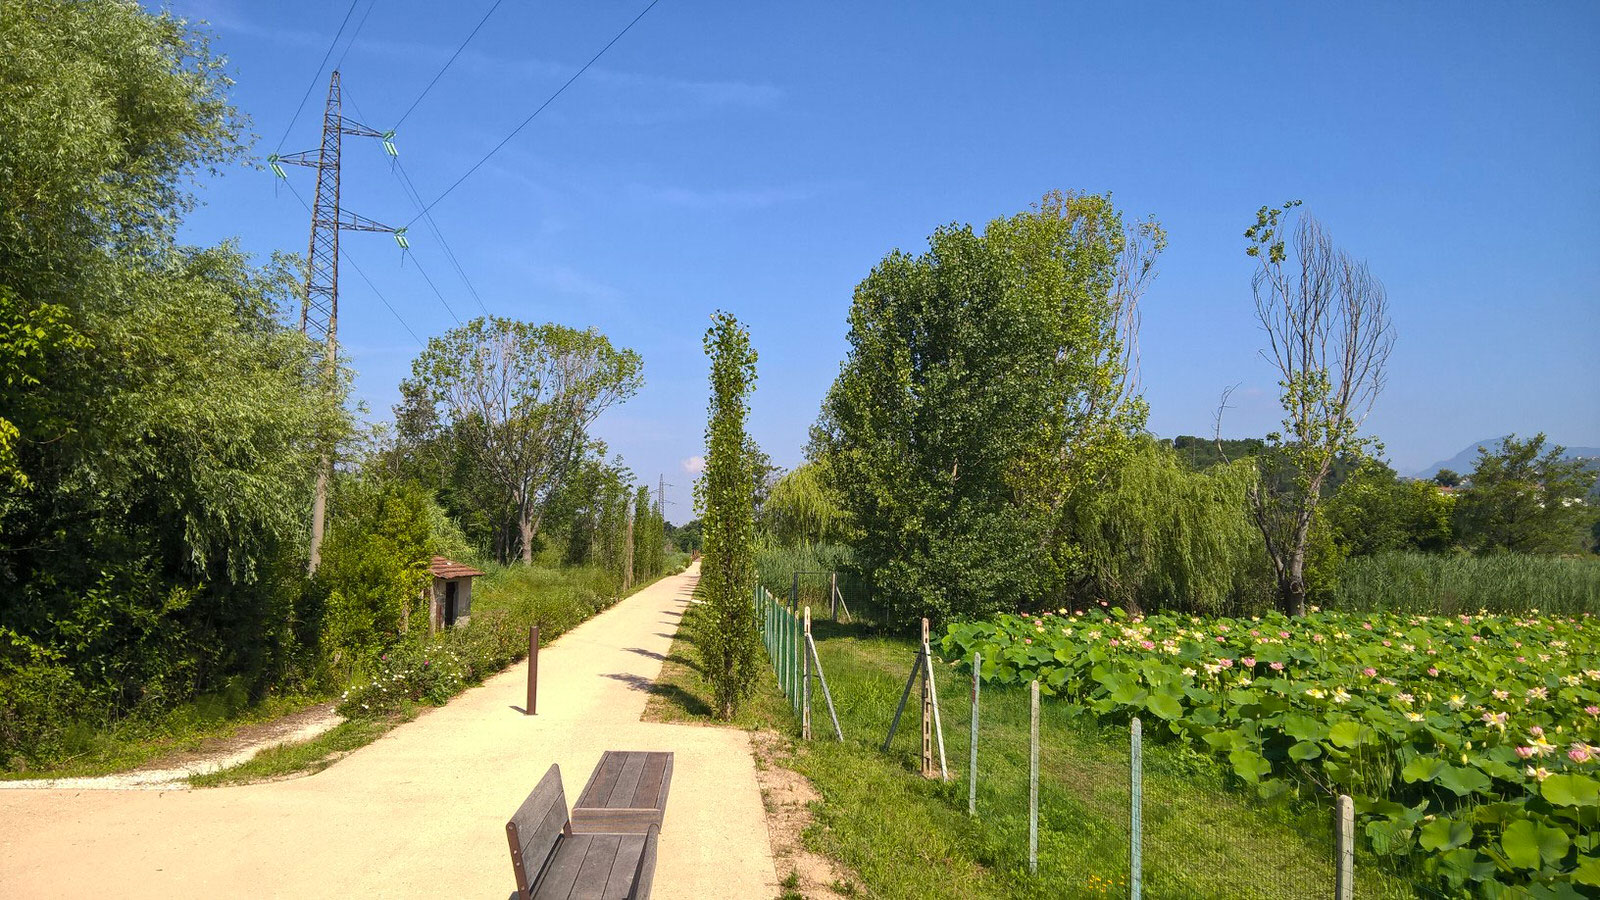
<box><xmin>1413</xmin><ymin>437</ymin><xmax>1600</xmax><ymax>480</ymax></box>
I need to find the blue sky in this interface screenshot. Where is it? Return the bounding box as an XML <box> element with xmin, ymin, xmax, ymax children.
<box><xmin>167</xmin><ymin>1</ymin><xmax>1599</xmax><ymax>519</ymax></box>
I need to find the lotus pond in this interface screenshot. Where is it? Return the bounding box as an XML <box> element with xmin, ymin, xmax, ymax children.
<box><xmin>943</xmin><ymin>605</ymin><xmax>1600</xmax><ymax>896</ymax></box>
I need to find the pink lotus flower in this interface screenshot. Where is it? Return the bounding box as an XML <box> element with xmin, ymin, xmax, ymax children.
<box><xmin>1362</xmin><ymin>623</ymin><xmax>1373</xmax><ymax>630</ymax></box>
<box><xmin>1471</xmin><ymin>635</ymin><xmax>1483</xmax><ymax>643</ymax></box>
<box><xmin>1241</xmin><ymin>657</ymin><xmax>1256</xmax><ymax>667</ymax></box>
<box><xmin>1572</xmin><ymin>744</ymin><xmax>1596</xmax><ymax>764</ymax></box>
<box><xmin>1586</xmin><ymin>706</ymin><xmax>1599</xmax><ymax>717</ymax></box>
<box><xmin>1219</xmin><ymin>658</ymin><xmax>1234</xmax><ymax>668</ymax></box>
<box><xmin>1140</xmin><ymin>640</ymin><xmax>1155</xmax><ymax>650</ymax></box>
<box><xmin>1250</xmin><ymin>629</ymin><xmax>1260</xmax><ymax>637</ymax></box>
<box><xmin>1516</xmin><ymin>746</ymin><xmax>1535</xmax><ymax>759</ymax></box>
<box><xmin>1270</xmin><ymin>661</ymin><xmax>1285</xmax><ymax>671</ymax></box>
<box><xmin>1215</xmin><ymin>636</ymin><xmax>1226</xmax><ymax>643</ymax></box>
<box><xmin>1427</xmin><ymin>667</ymin><xmax>1439</xmax><ymax>676</ymax></box>
<box><xmin>1531</xmin><ymin>725</ymin><xmax>1544</xmax><ymax>737</ymax></box>
<box><xmin>1109</xmin><ymin>639</ymin><xmax>1120</xmax><ymax>647</ymax></box>
<box><xmin>1362</xmin><ymin>667</ymin><xmax>1377</xmax><ymax>677</ymax></box>
<box><xmin>1024</xmin><ymin>638</ymin><xmax>1033</xmax><ymax>645</ymax></box>
<box><xmin>1279</xmin><ymin>631</ymin><xmax>1291</xmax><ymax>639</ymax></box>
<box><xmin>1381</xmin><ymin>640</ymin><xmax>1391</xmax><ymax>647</ymax></box>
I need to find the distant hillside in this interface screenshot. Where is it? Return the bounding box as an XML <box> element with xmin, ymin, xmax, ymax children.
<box><xmin>1413</xmin><ymin>437</ymin><xmax>1600</xmax><ymax>480</ymax></box>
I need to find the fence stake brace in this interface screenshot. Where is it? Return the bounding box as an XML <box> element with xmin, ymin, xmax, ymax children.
<box><xmin>802</xmin><ymin>607</ymin><xmax>813</xmax><ymax>740</ymax></box>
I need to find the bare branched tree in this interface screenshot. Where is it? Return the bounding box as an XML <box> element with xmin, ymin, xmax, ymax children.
<box><xmin>1227</xmin><ymin>202</ymin><xmax>1395</xmax><ymax>616</ymax></box>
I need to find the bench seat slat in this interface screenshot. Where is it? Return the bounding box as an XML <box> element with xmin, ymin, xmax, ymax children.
<box><xmin>569</xmin><ymin>834</ymin><xmax>622</xmax><ymax>900</ymax></box>
<box><xmin>536</xmin><ymin>834</ymin><xmax>593</xmax><ymax>899</ymax></box>
<box><xmin>606</xmin><ymin>753</ymin><xmax>648</xmax><ymax>808</ymax></box>
<box><xmin>606</xmin><ymin>834</ymin><xmax>647</xmax><ymax>900</ymax></box>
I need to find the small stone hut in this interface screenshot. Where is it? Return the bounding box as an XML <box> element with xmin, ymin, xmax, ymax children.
<box><xmin>427</xmin><ymin>556</ymin><xmax>485</xmax><ymax>633</ymax></box>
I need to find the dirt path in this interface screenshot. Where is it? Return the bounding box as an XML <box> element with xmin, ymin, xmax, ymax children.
<box><xmin>0</xmin><ymin>563</ymin><xmax>780</xmax><ymax>899</ymax></box>
<box><xmin>0</xmin><ymin>704</ymin><xmax>344</xmax><ymax>792</ymax></box>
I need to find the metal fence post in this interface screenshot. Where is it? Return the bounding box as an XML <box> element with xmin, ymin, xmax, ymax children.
<box><xmin>1131</xmin><ymin>717</ymin><xmax>1143</xmax><ymax>900</ymax></box>
<box><xmin>969</xmin><ymin>650</ymin><xmax>980</xmax><ymax>816</ymax></box>
<box><xmin>1029</xmin><ymin>679</ymin><xmax>1039</xmax><ymax>874</ymax></box>
<box><xmin>1335</xmin><ymin>794</ymin><xmax>1354</xmax><ymax>900</ymax></box>
<box><xmin>802</xmin><ymin>607</ymin><xmax>813</xmax><ymax>739</ymax></box>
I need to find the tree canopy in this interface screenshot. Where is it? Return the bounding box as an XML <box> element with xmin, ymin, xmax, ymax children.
<box><xmin>816</xmin><ymin>191</ymin><xmax>1164</xmax><ymax>623</ymax></box>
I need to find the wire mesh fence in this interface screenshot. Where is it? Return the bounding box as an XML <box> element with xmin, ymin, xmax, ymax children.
<box><xmin>760</xmin><ymin>574</ymin><xmax>1457</xmax><ymax>898</ymax></box>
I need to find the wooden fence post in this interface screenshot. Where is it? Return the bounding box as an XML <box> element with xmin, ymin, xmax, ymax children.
<box><xmin>922</xmin><ymin>627</ymin><xmax>949</xmax><ymax>781</ymax></box>
<box><xmin>525</xmin><ymin>625</ymin><xmax>539</xmax><ymax>716</ymax></box>
<box><xmin>969</xmin><ymin>650</ymin><xmax>981</xmax><ymax>816</ymax></box>
<box><xmin>802</xmin><ymin>607</ymin><xmax>813</xmax><ymax>740</ymax></box>
<box><xmin>1335</xmin><ymin>794</ymin><xmax>1354</xmax><ymax>900</ymax></box>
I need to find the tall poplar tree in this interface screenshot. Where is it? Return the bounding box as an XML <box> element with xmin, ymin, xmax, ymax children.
<box><xmin>697</xmin><ymin>312</ymin><xmax>760</xmax><ymax>718</ymax></box>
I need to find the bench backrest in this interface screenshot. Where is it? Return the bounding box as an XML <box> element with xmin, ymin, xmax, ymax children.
<box><xmin>628</xmin><ymin>823</ymin><xmax>660</xmax><ymax>900</ymax></box>
<box><xmin>506</xmin><ymin>764</ymin><xmax>569</xmax><ymax>899</ymax></box>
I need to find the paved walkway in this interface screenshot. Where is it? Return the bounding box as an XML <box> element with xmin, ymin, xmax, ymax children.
<box><xmin>0</xmin><ymin>563</ymin><xmax>780</xmax><ymax>899</ymax></box>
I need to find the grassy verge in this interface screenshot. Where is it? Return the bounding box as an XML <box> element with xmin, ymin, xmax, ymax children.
<box><xmin>0</xmin><ymin>690</ymin><xmax>328</xmax><ymax>781</ymax></box>
<box><xmin>650</xmin><ymin>604</ymin><xmax>1411</xmax><ymax>899</ymax></box>
<box><xmin>189</xmin><ymin>563</ymin><xmax>688</xmax><ymax>787</ymax></box>
<box><xmin>188</xmin><ymin>713</ymin><xmax>405</xmax><ymax>787</ymax></box>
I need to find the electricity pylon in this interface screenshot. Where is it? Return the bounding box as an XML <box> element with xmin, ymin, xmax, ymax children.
<box><xmin>270</xmin><ymin>70</ymin><xmax>405</xmax><ymax>574</ymax></box>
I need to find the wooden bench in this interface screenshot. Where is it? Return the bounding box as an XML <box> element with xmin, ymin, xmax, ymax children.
<box><xmin>570</xmin><ymin>750</ymin><xmax>673</xmax><ymax>835</ymax></box>
<box><xmin>506</xmin><ymin>765</ymin><xmax>659</xmax><ymax>900</ymax></box>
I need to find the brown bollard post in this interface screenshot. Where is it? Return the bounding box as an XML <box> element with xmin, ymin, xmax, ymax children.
<box><xmin>526</xmin><ymin>625</ymin><xmax>539</xmax><ymax>715</ymax></box>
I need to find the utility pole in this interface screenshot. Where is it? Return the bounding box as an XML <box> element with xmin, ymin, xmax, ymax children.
<box><xmin>270</xmin><ymin>71</ymin><xmax>404</xmax><ymax>575</ymax></box>
<box><xmin>656</xmin><ymin>474</ymin><xmax>670</xmax><ymax>520</ymax></box>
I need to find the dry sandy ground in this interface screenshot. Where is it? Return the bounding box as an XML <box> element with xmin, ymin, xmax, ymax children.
<box><xmin>0</xmin><ymin>563</ymin><xmax>780</xmax><ymax>899</ymax></box>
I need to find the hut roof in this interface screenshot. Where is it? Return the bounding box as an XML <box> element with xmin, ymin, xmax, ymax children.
<box><xmin>428</xmin><ymin>556</ymin><xmax>486</xmax><ymax>579</ymax></box>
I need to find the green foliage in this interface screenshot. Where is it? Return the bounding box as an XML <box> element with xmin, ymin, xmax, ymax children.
<box><xmin>1321</xmin><ymin>461</ymin><xmax>1453</xmax><ymax>557</ymax></box>
<box><xmin>817</xmin><ymin>191</ymin><xmax>1163</xmax><ymax>625</ymax></box>
<box><xmin>1063</xmin><ymin>438</ymin><xmax>1270</xmax><ymax>615</ymax></box>
<box><xmin>945</xmin><ymin>606</ymin><xmax>1600</xmax><ymax>894</ymax></box>
<box><xmin>0</xmin><ymin>1</ymin><xmax>345</xmax><ymax>765</ymax></box>
<box><xmin>698</xmin><ymin>312</ymin><xmax>762</xmax><ymax>718</ymax></box>
<box><xmin>761</xmin><ymin>461</ymin><xmax>854</xmax><ymax>546</ymax></box>
<box><xmin>1327</xmin><ymin>551</ymin><xmax>1600</xmax><ymax>615</ymax></box>
<box><xmin>312</xmin><ymin>477</ymin><xmax>462</xmax><ymax>675</ymax></box>
<box><xmin>1454</xmin><ymin>434</ymin><xmax>1598</xmax><ymax>555</ymax></box>
<box><xmin>397</xmin><ymin>317</ymin><xmax>642</xmax><ymax>564</ymax></box>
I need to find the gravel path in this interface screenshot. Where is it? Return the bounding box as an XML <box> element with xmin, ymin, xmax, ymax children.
<box><xmin>0</xmin><ymin>704</ymin><xmax>344</xmax><ymax>792</ymax></box>
<box><xmin>0</xmin><ymin>563</ymin><xmax>780</xmax><ymax>898</ymax></box>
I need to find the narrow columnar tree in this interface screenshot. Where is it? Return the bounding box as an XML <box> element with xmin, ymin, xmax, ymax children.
<box><xmin>697</xmin><ymin>312</ymin><xmax>761</xmax><ymax>718</ymax></box>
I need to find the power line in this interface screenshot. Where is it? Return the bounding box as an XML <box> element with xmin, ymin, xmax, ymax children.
<box><xmin>393</xmin><ymin>0</ymin><xmax>509</xmax><ymax>131</ymax></box>
<box><xmin>333</xmin><ymin>0</ymin><xmax>379</xmax><ymax>71</ymax></box>
<box><xmin>394</xmin><ymin>158</ymin><xmax>491</xmax><ymax>318</ymax></box>
<box><xmin>274</xmin><ymin>0</ymin><xmax>362</xmax><ymax>154</ymax></box>
<box><xmin>405</xmin><ymin>0</ymin><xmax>666</xmax><ymax>227</ymax></box>
<box><xmin>282</xmin><ymin>178</ymin><xmax>426</xmax><ymax>348</ymax></box>
<box><xmin>344</xmin><ymin>88</ymin><xmax>491</xmax><ymax>321</ymax></box>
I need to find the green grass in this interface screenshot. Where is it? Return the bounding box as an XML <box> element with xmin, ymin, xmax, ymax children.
<box><xmin>1329</xmin><ymin>550</ymin><xmax>1600</xmax><ymax>615</ymax></box>
<box><xmin>188</xmin><ymin>713</ymin><xmax>404</xmax><ymax>786</ymax></box>
<box><xmin>0</xmin><ymin>689</ymin><xmax>328</xmax><ymax>780</ymax></box>
<box><xmin>651</xmin><ymin>603</ymin><xmax>1414</xmax><ymax>899</ymax></box>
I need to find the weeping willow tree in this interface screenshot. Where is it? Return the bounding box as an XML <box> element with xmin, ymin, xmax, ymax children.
<box><xmin>1064</xmin><ymin>439</ymin><xmax>1269</xmax><ymax>615</ymax></box>
<box><xmin>761</xmin><ymin>461</ymin><xmax>853</xmax><ymax>546</ymax></box>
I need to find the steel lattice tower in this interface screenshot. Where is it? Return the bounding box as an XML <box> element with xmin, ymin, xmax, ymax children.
<box><xmin>271</xmin><ymin>70</ymin><xmax>402</xmax><ymax>573</ymax></box>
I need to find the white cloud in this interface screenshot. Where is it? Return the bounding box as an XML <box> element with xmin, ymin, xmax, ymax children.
<box><xmin>681</xmin><ymin>455</ymin><xmax>705</xmax><ymax>475</ymax></box>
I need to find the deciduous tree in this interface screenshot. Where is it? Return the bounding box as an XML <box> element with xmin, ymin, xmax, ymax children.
<box><xmin>400</xmin><ymin>318</ymin><xmax>642</xmax><ymax>565</ymax></box>
<box><xmin>697</xmin><ymin>312</ymin><xmax>760</xmax><ymax>718</ymax></box>
<box><xmin>1230</xmin><ymin>202</ymin><xmax>1395</xmax><ymax>616</ymax></box>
